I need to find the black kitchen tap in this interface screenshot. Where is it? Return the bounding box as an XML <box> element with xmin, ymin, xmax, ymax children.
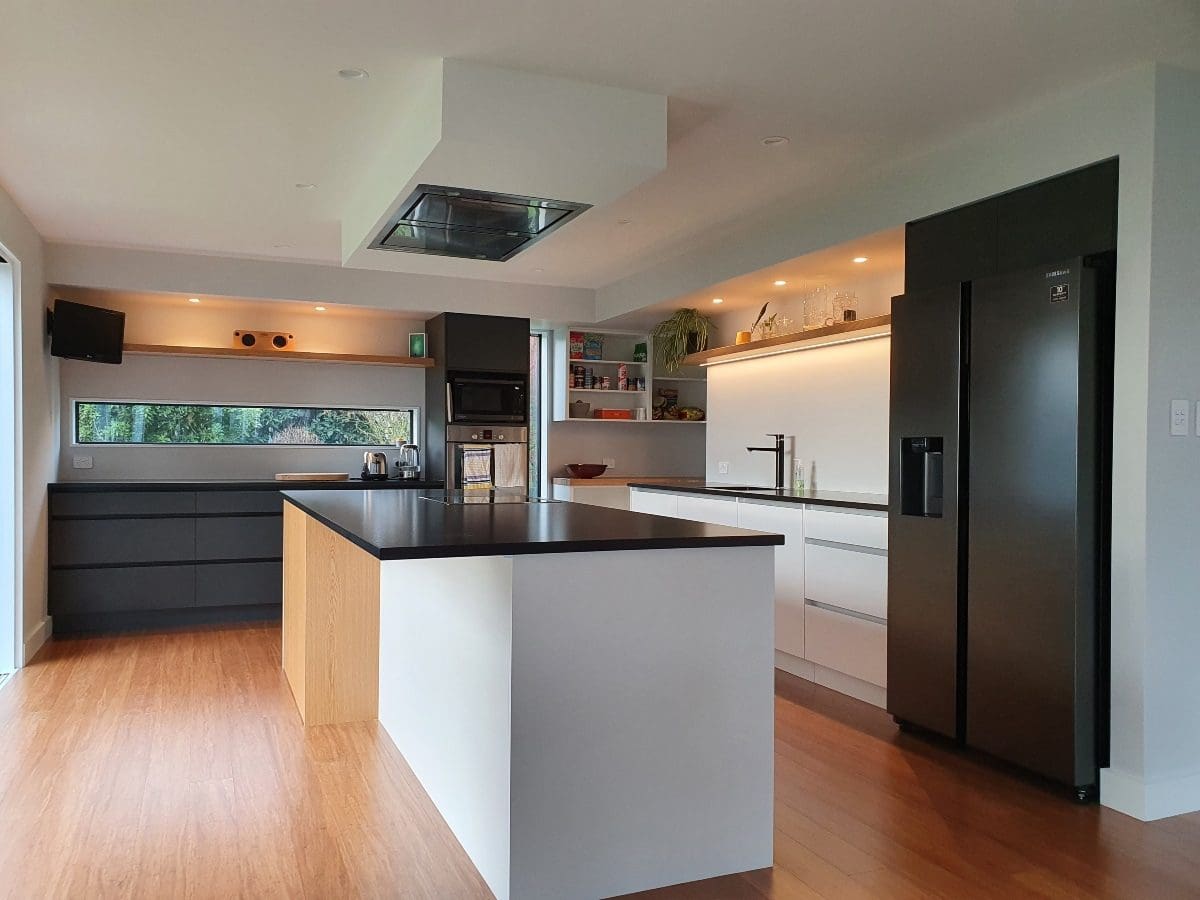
<box><xmin>747</xmin><ymin>433</ymin><xmax>786</xmax><ymax>490</ymax></box>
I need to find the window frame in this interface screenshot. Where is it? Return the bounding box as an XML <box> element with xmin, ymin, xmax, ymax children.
<box><xmin>70</xmin><ymin>398</ymin><xmax>421</xmax><ymax>449</ymax></box>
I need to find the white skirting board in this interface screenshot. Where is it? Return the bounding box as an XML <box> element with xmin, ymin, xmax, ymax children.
<box><xmin>23</xmin><ymin>615</ymin><xmax>51</xmax><ymax>665</ymax></box>
<box><xmin>775</xmin><ymin>649</ymin><xmax>888</xmax><ymax>709</ymax></box>
<box><xmin>1101</xmin><ymin>766</ymin><xmax>1200</xmax><ymax>821</ymax></box>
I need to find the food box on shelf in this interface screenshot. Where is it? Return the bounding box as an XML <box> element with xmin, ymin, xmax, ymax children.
<box><xmin>569</xmin><ymin>331</ymin><xmax>585</xmax><ymax>359</ymax></box>
<box><xmin>634</xmin><ymin>342</ymin><xmax>648</xmax><ymax>362</ymax></box>
<box><xmin>583</xmin><ymin>334</ymin><xmax>604</xmax><ymax>360</ymax></box>
<box><xmin>594</xmin><ymin>408</ymin><xmax>634</xmax><ymax>420</ymax></box>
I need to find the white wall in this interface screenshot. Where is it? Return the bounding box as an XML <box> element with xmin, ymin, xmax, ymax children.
<box><xmin>53</xmin><ymin>290</ymin><xmax>426</xmax><ymax>480</ymax></box>
<box><xmin>59</xmin><ymin>355</ymin><xmax>423</xmax><ymax>480</ymax></box>
<box><xmin>547</xmin><ymin>421</ymin><xmax>705</xmax><ymax>480</ymax></box>
<box><xmin>1135</xmin><ymin>66</ymin><xmax>1200</xmax><ymax>817</ymax></box>
<box><xmin>0</xmin><ymin>180</ymin><xmax>56</xmax><ymax>663</ymax></box>
<box><xmin>599</xmin><ymin>63</ymin><xmax>1197</xmax><ymax>819</ymax></box>
<box><xmin>705</xmin><ymin>337</ymin><xmax>890</xmax><ymax>493</ymax></box>
<box><xmin>708</xmin><ymin>268</ymin><xmax>903</xmax><ymax>347</ymax></box>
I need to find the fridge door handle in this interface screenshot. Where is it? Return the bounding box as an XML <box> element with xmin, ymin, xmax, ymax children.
<box><xmin>923</xmin><ymin>450</ymin><xmax>944</xmax><ymax>518</ymax></box>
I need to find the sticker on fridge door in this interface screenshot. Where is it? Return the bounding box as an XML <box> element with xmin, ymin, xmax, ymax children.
<box><xmin>1049</xmin><ymin>283</ymin><xmax>1069</xmax><ymax>303</ymax></box>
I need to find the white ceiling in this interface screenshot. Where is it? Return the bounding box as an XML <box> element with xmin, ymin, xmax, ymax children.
<box><xmin>2</xmin><ymin>1</ymin><xmax>1197</xmax><ymax>292</ymax></box>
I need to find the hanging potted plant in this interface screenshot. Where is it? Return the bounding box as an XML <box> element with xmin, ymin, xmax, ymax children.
<box><xmin>652</xmin><ymin>308</ymin><xmax>714</xmax><ymax>373</ymax></box>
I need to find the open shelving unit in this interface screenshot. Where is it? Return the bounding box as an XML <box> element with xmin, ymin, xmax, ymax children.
<box><xmin>551</xmin><ymin>327</ymin><xmax>708</xmax><ymax>424</ymax></box>
<box><xmin>681</xmin><ymin>315</ymin><xmax>891</xmax><ymax>367</ymax></box>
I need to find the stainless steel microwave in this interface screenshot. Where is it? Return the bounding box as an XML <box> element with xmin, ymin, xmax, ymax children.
<box><xmin>446</xmin><ymin>373</ymin><xmax>528</xmax><ymax>424</ymax></box>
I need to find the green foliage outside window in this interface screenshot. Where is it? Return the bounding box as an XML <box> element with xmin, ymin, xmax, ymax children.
<box><xmin>75</xmin><ymin>402</ymin><xmax>414</xmax><ymax>446</ymax></box>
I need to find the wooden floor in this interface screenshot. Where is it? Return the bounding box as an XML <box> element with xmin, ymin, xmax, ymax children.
<box><xmin>1</xmin><ymin>627</ymin><xmax>1197</xmax><ymax>899</ymax></box>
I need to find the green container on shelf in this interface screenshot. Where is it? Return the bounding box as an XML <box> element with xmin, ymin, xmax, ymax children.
<box><xmin>633</xmin><ymin>342</ymin><xmax>648</xmax><ymax>362</ymax></box>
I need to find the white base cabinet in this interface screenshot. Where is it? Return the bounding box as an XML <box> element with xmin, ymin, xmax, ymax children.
<box><xmin>551</xmin><ymin>483</ymin><xmax>632</xmax><ymax>510</ymax></box>
<box><xmin>632</xmin><ymin>487</ymin><xmax>889</xmax><ymax>706</ymax></box>
<box><xmin>629</xmin><ymin>488</ymin><xmax>680</xmax><ymax>519</ymax></box>
<box><xmin>737</xmin><ymin>499</ymin><xmax>807</xmax><ymax>660</ymax></box>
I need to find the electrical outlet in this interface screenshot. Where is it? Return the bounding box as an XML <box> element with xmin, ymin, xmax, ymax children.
<box><xmin>72</xmin><ymin>455</ymin><xmax>94</xmax><ymax>469</ymax></box>
<box><xmin>717</xmin><ymin>461</ymin><xmax>730</xmax><ymax>475</ymax></box>
<box><xmin>601</xmin><ymin>457</ymin><xmax>616</xmax><ymax>468</ymax></box>
<box><xmin>1170</xmin><ymin>399</ymin><xmax>1189</xmax><ymax>436</ymax></box>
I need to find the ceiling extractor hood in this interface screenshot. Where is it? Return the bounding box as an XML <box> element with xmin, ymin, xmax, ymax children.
<box><xmin>369</xmin><ymin>184</ymin><xmax>591</xmax><ymax>262</ymax></box>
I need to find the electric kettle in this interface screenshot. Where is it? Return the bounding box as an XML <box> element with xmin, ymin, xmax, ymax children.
<box><xmin>395</xmin><ymin>443</ymin><xmax>421</xmax><ymax>480</ymax></box>
<box><xmin>362</xmin><ymin>451</ymin><xmax>388</xmax><ymax>481</ymax></box>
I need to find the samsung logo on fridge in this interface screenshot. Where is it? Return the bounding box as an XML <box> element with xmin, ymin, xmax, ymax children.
<box><xmin>1045</xmin><ymin>269</ymin><xmax>1071</xmax><ymax>278</ymax></box>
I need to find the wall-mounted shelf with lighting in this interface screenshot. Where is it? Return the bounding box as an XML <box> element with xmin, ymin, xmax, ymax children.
<box><xmin>122</xmin><ymin>343</ymin><xmax>435</xmax><ymax>368</ymax></box>
<box><xmin>682</xmin><ymin>315</ymin><xmax>891</xmax><ymax>367</ymax></box>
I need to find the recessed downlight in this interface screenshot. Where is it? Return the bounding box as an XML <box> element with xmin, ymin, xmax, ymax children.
<box><xmin>295</xmin><ymin>183</ymin><xmax>316</xmax><ymax>191</ymax></box>
<box><xmin>314</xmin><ymin>306</ymin><xmax>327</xmax><ymax>312</ymax></box>
<box><xmin>853</xmin><ymin>256</ymin><xmax>869</xmax><ymax>263</ymax></box>
<box><xmin>762</xmin><ymin>135</ymin><xmax>790</xmax><ymax>146</ymax></box>
<box><xmin>773</xmin><ymin>279</ymin><xmax>787</xmax><ymax>287</ymax></box>
<box><xmin>187</xmin><ymin>297</ymin><xmax>200</xmax><ymax>304</ymax></box>
<box><xmin>338</xmin><ymin>67</ymin><xmax>369</xmax><ymax>80</ymax></box>
<box><xmin>712</xmin><ymin>297</ymin><xmax>724</xmax><ymax>304</ymax></box>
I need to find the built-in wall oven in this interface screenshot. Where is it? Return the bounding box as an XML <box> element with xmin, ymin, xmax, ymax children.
<box><xmin>445</xmin><ymin>425</ymin><xmax>529</xmax><ymax>491</ymax></box>
<box><xmin>447</xmin><ymin>373</ymin><xmax>528</xmax><ymax>425</ymax></box>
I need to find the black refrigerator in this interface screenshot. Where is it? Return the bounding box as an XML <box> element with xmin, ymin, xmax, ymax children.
<box><xmin>887</xmin><ymin>254</ymin><xmax>1113</xmax><ymax>799</ymax></box>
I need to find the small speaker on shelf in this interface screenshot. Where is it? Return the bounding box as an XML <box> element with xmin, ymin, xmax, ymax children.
<box><xmin>233</xmin><ymin>330</ymin><xmax>294</xmax><ymax>350</ymax></box>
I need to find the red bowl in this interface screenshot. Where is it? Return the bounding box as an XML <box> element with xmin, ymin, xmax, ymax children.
<box><xmin>565</xmin><ymin>463</ymin><xmax>608</xmax><ymax>479</ymax></box>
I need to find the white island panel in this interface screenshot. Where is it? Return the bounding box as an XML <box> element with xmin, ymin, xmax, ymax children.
<box><xmin>510</xmin><ymin>547</ymin><xmax>775</xmax><ymax>899</ymax></box>
<box><xmin>377</xmin><ymin>544</ymin><xmax>775</xmax><ymax>900</ymax></box>
<box><xmin>377</xmin><ymin>555</ymin><xmax>515</xmax><ymax>898</ymax></box>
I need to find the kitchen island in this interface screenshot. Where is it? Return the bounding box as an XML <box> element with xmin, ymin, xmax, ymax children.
<box><xmin>281</xmin><ymin>489</ymin><xmax>781</xmax><ymax>900</ymax></box>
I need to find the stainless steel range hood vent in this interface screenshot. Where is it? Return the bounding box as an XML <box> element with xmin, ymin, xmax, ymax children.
<box><xmin>369</xmin><ymin>185</ymin><xmax>591</xmax><ymax>262</ymax></box>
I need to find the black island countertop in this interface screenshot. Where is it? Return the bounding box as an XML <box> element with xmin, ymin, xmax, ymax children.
<box><xmin>627</xmin><ymin>481</ymin><xmax>887</xmax><ymax>511</ymax></box>
<box><xmin>50</xmin><ymin>478</ymin><xmax>444</xmax><ymax>493</ymax></box>
<box><xmin>283</xmin><ymin>489</ymin><xmax>784</xmax><ymax>561</ymax></box>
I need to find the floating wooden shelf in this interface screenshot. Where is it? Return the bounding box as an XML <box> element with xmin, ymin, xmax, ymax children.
<box><xmin>682</xmin><ymin>315</ymin><xmax>892</xmax><ymax>367</ymax></box>
<box><xmin>122</xmin><ymin>343</ymin><xmax>435</xmax><ymax>368</ymax></box>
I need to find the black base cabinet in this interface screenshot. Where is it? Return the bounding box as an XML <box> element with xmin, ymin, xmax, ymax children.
<box><xmin>49</xmin><ymin>487</ymin><xmax>284</xmax><ymax>633</ymax></box>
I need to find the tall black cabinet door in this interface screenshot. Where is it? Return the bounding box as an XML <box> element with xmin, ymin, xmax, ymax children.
<box><xmin>887</xmin><ymin>284</ymin><xmax>965</xmax><ymax>740</ymax></box>
<box><xmin>967</xmin><ymin>257</ymin><xmax>1099</xmax><ymax>788</ymax></box>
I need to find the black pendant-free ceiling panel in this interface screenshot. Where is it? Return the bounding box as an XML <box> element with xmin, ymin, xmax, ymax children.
<box><xmin>370</xmin><ymin>184</ymin><xmax>591</xmax><ymax>262</ymax></box>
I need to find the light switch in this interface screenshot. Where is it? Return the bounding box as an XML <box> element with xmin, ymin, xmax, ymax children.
<box><xmin>72</xmin><ymin>455</ymin><xmax>94</xmax><ymax>469</ymax></box>
<box><xmin>1171</xmin><ymin>400</ymin><xmax>1190</xmax><ymax>436</ymax></box>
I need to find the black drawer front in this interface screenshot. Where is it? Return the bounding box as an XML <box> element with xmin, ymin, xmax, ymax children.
<box><xmin>50</xmin><ymin>566</ymin><xmax>195</xmax><ymax>614</ymax></box>
<box><xmin>51</xmin><ymin>491</ymin><xmax>196</xmax><ymax>518</ymax></box>
<box><xmin>195</xmin><ymin>516</ymin><xmax>283</xmax><ymax>561</ymax></box>
<box><xmin>195</xmin><ymin>562</ymin><xmax>282</xmax><ymax>607</ymax></box>
<box><xmin>51</xmin><ymin>518</ymin><xmax>196</xmax><ymax>567</ymax></box>
<box><xmin>195</xmin><ymin>491</ymin><xmax>284</xmax><ymax>515</ymax></box>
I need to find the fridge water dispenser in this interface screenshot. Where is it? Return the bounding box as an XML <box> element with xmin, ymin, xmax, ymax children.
<box><xmin>900</xmin><ymin>436</ymin><xmax>944</xmax><ymax>517</ymax></box>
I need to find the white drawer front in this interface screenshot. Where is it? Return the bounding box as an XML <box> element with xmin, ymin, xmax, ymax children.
<box><xmin>630</xmin><ymin>489</ymin><xmax>680</xmax><ymax>519</ymax></box>
<box><xmin>738</xmin><ymin>500</ymin><xmax>805</xmax><ymax>659</ymax></box>
<box><xmin>804</xmin><ymin>507</ymin><xmax>887</xmax><ymax>550</ymax></box>
<box><xmin>566</xmin><ymin>485</ymin><xmax>631</xmax><ymax>510</ymax></box>
<box><xmin>804</xmin><ymin>604</ymin><xmax>887</xmax><ymax>687</ymax></box>
<box><xmin>676</xmin><ymin>495</ymin><xmax>740</xmax><ymax>527</ymax></box>
<box><xmin>804</xmin><ymin>543</ymin><xmax>887</xmax><ymax>620</ymax></box>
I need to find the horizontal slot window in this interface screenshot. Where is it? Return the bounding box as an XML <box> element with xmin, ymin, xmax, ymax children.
<box><xmin>74</xmin><ymin>401</ymin><xmax>416</xmax><ymax>447</ymax></box>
